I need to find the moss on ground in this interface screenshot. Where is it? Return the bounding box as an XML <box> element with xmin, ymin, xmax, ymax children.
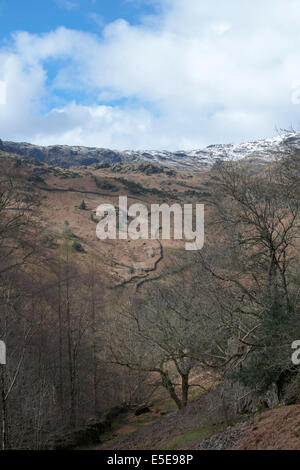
<box><xmin>163</xmin><ymin>424</ymin><xmax>224</xmax><ymax>450</ymax></box>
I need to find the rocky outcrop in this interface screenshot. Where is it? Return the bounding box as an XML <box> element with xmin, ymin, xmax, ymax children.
<box><xmin>45</xmin><ymin>404</ymin><xmax>129</xmax><ymax>450</ymax></box>
<box><xmin>0</xmin><ymin>141</ymin><xmax>123</xmax><ymax>168</ymax></box>
<box><xmin>197</xmin><ymin>421</ymin><xmax>250</xmax><ymax>450</ymax></box>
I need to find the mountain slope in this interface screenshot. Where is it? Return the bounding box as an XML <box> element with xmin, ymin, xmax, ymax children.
<box><xmin>1</xmin><ymin>131</ymin><xmax>300</xmax><ymax>171</ymax></box>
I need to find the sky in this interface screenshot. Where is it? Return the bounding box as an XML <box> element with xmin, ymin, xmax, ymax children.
<box><xmin>1</xmin><ymin>0</ymin><xmax>300</xmax><ymax>150</ymax></box>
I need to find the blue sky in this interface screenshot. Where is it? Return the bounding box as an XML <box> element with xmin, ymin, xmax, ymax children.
<box><xmin>0</xmin><ymin>0</ymin><xmax>300</xmax><ymax>150</ymax></box>
<box><xmin>0</xmin><ymin>0</ymin><xmax>158</xmax><ymax>40</ymax></box>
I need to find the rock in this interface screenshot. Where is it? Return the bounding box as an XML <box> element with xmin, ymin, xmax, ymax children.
<box><xmin>197</xmin><ymin>421</ymin><xmax>250</xmax><ymax>450</ymax></box>
<box><xmin>45</xmin><ymin>404</ymin><xmax>129</xmax><ymax>450</ymax></box>
<box><xmin>135</xmin><ymin>406</ymin><xmax>151</xmax><ymax>416</ymax></box>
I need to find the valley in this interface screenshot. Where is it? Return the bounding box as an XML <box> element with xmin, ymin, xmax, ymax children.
<box><xmin>1</xmin><ymin>133</ymin><xmax>300</xmax><ymax>450</ymax></box>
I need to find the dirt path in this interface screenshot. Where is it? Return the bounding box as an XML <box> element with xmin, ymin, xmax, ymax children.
<box><xmin>90</xmin><ymin>387</ymin><xmax>247</xmax><ymax>451</ymax></box>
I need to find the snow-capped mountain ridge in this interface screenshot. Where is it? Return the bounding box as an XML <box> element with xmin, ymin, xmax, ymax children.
<box><xmin>122</xmin><ymin>132</ymin><xmax>300</xmax><ymax>170</ymax></box>
<box><xmin>1</xmin><ymin>132</ymin><xmax>300</xmax><ymax>171</ymax></box>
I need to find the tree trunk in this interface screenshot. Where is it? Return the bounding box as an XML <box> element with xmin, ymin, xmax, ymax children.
<box><xmin>65</xmin><ymin>252</ymin><xmax>76</xmax><ymax>428</ymax></box>
<box><xmin>58</xmin><ymin>277</ymin><xmax>64</xmax><ymax>412</ymax></box>
<box><xmin>90</xmin><ymin>267</ymin><xmax>99</xmax><ymax>418</ymax></box>
<box><xmin>160</xmin><ymin>370</ymin><xmax>182</xmax><ymax>409</ymax></box>
<box><xmin>1</xmin><ymin>366</ymin><xmax>7</xmax><ymax>450</ymax></box>
<box><xmin>181</xmin><ymin>373</ymin><xmax>189</xmax><ymax>408</ymax></box>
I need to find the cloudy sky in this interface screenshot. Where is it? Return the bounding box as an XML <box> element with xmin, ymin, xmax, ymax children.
<box><xmin>0</xmin><ymin>0</ymin><xmax>300</xmax><ymax>150</ymax></box>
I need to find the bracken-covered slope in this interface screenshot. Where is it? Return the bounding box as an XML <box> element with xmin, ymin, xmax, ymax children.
<box><xmin>1</xmin><ymin>131</ymin><xmax>300</xmax><ymax>171</ymax></box>
<box><xmin>0</xmin><ymin>149</ymin><xmax>215</xmax><ymax>293</ymax></box>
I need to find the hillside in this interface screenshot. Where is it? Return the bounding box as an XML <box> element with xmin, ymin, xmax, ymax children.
<box><xmin>0</xmin><ymin>149</ymin><xmax>214</xmax><ymax>290</ymax></box>
<box><xmin>80</xmin><ymin>387</ymin><xmax>300</xmax><ymax>451</ymax></box>
<box><xmin>1</xmin><ymin>131</ymin><xmax>300</xmax><ymax>171</ymax></box>
<box><xmin>2</xmin><ymin>136</ymin><xmax>300</xmax><ymax>450</ymax></box>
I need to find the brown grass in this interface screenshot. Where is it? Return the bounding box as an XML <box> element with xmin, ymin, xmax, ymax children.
<box><xmin>235</xmin><ymin>405</ymin><xmax>300</xmax><ymax>450</ymax></box>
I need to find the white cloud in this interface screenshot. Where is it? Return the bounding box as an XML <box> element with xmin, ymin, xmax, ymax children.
<box><xmin>1</xmin><ymin>0</ymin><xmax>300</xmax><ymax>149</ymax></box>
<box><xmin>0</xmin><ymin>80</ymin><xmax>6</xmax><ymax>105</ymax></box>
